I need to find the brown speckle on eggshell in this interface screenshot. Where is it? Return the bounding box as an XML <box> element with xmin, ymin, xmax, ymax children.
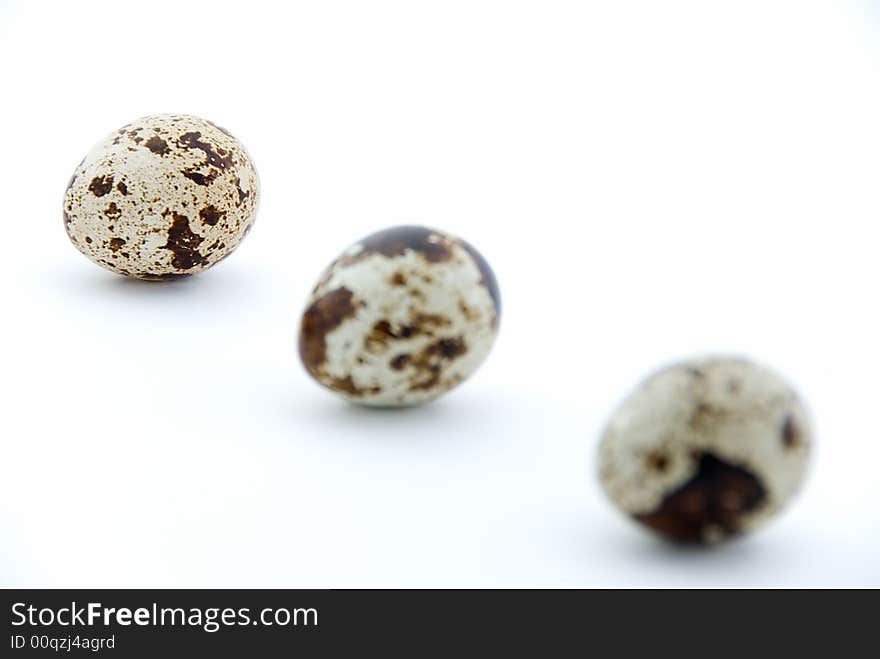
<box><xmin>63</xmin><ymin>114</ymin><xmax>259</xmax><ymax>279</ymax></box>
<box><xmin>299</xmin><ymin>225</ymin><xmax>501</xmax><ymax>406</ymax></box>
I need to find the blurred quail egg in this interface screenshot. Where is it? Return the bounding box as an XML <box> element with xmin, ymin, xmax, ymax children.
<box><xmin>299</xmin><ymin>225</ymin><xmax>501</xmax><ymax>406</ymax></box>
<box><xmin>63</xmin><ymin>114</ymin><xmax>259</xmax><ymax>279</ymax></box>
<box><xmin>598</xmin><ymin>356</ymin><xmax>812</xmax><ymax>544</ymax></box>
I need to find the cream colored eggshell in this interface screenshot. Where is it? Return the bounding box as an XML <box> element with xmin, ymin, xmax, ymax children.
<box><xmin>63</xmin><ymin>114</ymin><xmax>259</xmax><ymax>279</ymax></box>
<box><xmin>598</xmin><ymin>357</ymin><xmax>812</xmax><ymax>543</ymax></box>
<box><xmin>299</xmin><ymin>226</ymin><xmax>501</xmax><ymax>406</ymax></box>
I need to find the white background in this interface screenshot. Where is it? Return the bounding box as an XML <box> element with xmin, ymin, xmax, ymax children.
<box><xmin>1</xmin><ymin>0</ymin><xmax>878</xmax><ymax>587</ymax></box>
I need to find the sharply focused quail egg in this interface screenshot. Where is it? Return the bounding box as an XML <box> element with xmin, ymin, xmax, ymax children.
<box><xmin>299</xmin><ymin>225</ymin><xmax>501</xmax><ymax>406</ymax></box>
<box><xmin>63</xmin><ymin>114</ymin><xmax>259</xmax><ymax>279</ymax></box>
<box><xmin>598</xmin><ymin>357</ymin><xmax>812</xmax><ymax>544</ymax></box>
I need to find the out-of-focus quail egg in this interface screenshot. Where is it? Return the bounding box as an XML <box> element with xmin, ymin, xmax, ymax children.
<box><xmin>598</xmin><ymin>357</ymin><xmax>812</xmax><ymax>544</ymax></box>
<box><xmin>63</xmin><ymin>114</ymin><xmax>259</xmax><ymax>279</ymax></box>
<box><xmin>299</xmin><ymin>225</ymin><xmax>501</xmax><ymax>406</ymax></box>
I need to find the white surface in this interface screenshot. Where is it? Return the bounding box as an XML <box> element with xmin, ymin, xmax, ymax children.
<box><xmin>1</xmin><ymin>0</ymin><xmax>878</xmax><ymax>587</ymax></box>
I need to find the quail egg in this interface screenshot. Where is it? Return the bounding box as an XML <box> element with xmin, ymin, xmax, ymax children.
<box><xmin>299</xmin><ymin>225</ymin><xmax>501</xmax><ymax>406</ymax></box>
<box><xmin>598</xmin><ymin>357</ymin><xmax>812</xmax><ymax>544</ymax></box>
<box><xmin>63</xmin><ymin>114</ymin><xmax>259</xmax><ymax>279</ymax></box>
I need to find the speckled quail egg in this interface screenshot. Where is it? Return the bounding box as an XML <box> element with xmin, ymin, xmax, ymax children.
<box><xmin>598</xmin><ymin>357</ymin><xmax>812</xmax><ymax>544</ymax></box>
<box><xmin>63</xmin><ymin>114</ymin><xmax>259</xmax><ymax>279</ymax></box>
<box><xmin>299</xmin><ymin>225</ymin><xmax>501</xmax><ymax>406</ymax></box>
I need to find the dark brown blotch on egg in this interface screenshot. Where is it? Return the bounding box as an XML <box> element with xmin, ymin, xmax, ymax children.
<box><xmin>179</xmin><ymin>131</ymin><xmax>234</xmax><ymax>170</ymax></box>
<box><xmin>144</xmin><ymin>135</ymin><xmax>169</xmax><ymax>155</ymax></box>
<box><xmin>646</xmin><ymin>451</ymin><xmax>670</xmax><ymax>473</ymax></box>
<box><xmin>88</xmin><ymin>174</ymin><xmax>114</xmax><ymax>197</ymax></box>
<box><xmin>782</xmin><ymin>415</ymin><xmax>801</xmax><ymax>449</ymax></box>
<box><xmin>299</xmin><ymin>287</ymin><xmax>359</xmax><ymax>377</ymax></box>
<box><xmin>104</xmin><ymin>202</ymin><xmax>122</xmax><ymax>220</ymax></box>
<box><xmin>458</xmin><ymin>237</ymin><xmax>501</xmax><ymax>320</ymax></box>
<box><xmin>354</xmin><ymin>225</ymin><xmax>455</xmax><ymax>263</ymax></box>
<box><xmin>199</xmin><ymin>204</ymin><xmax>224</xmax><ymax>226</ymax></box>
<box><xmin>160</xmin><ymin>213</ymin><xmax>207</xmax><ymax>270</ymax></box>
<box><xmin>181</xmin><ymin>170</ymin><xmax>217</xmax><ymax>186</ymax></box>
<box><xmin>324</xmin><ymin>375</ymin><xmax>381</xmax><ymax>398</ymax></box>
<box><xmin>634</xmin><ymin>452</ymin><xmax>767</xmax><ymax>543</ymax></box>
<box><xmin>408</xmin><ymin>337</ymin><xmax>468</xmax><ymax>391</ymax></box>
